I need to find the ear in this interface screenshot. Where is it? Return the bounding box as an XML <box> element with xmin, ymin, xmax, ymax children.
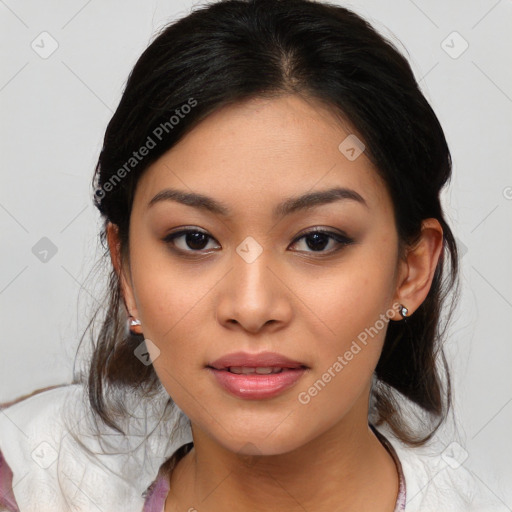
<box><xmin>391</xmin><ymin>218</ymin><xmax>444</xmax><ymax>320</ymax></box>
<box><xmin>106</xmin><ymin>222</ymin><xmax>139</xmax><ymax>322</ymax></box>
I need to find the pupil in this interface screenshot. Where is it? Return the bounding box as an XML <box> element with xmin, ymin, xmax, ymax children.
<box><xmin>306</xmin><ymin>232</ymin><xmax>328</xmax><ymax>251</ymax></box>
<box><xmin>187</xmin><ymin>232</ymin><xmax>208</xmax><ymax>250</ymax></box>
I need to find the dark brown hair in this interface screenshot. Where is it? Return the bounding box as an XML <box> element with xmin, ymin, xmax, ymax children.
<box><xmin>6</xmin><ymin>0</ymin><xmax>460</xmax><ymax>450</ymax></box>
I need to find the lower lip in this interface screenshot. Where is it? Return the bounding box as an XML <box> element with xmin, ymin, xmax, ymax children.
<box><xmin>207</xmin><ymin>367</ymin><xmax>307</xmax><ymax>399</ymax></box>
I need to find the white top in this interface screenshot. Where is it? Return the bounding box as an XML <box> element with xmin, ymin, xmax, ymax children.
<box><xmin>0</xmin><ymin>383</ymin><xmax>507</xmax><ymax>511</ymax></box>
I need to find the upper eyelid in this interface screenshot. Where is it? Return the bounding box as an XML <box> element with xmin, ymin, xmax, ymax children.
<box><xmin>292</xmin><ymin>226</ymin><xmax>351</xmax><ymax>239</ymax></box>
<box><xmin>165</xmin><ymin>227</ymin><xmax>348</xmax><ymax>239</ymax></box>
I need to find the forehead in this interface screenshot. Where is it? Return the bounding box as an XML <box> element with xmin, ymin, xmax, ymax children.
<box><xmin>134</xmin><ymin>94</ymin><xmax>391</xmax><ymax>217</ymax></box>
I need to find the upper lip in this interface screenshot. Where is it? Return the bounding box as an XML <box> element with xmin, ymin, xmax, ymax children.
<box><xmin>207</xmin><ymin>351</ymin><xmax>307</xmax><ymax>370</ymax></box>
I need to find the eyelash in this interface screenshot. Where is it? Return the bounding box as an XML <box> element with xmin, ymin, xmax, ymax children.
<box><xmin>162</xmin><ymin>227</ymin><xmax>354</xmax><ymax>256</ymax></box>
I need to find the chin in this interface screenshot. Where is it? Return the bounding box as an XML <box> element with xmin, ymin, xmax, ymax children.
<box><xmin>211</xmin><ymin>419</ymin><xmax>314</xmax><ymax>458</ymax></box>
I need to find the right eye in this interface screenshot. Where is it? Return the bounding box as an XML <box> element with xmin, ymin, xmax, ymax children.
<box><xmin>162</xmin><ymin>228</ymin><xmax>221</xmax><ymax>254</ymax></box>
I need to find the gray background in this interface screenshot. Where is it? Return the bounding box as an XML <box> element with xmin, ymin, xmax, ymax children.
<box><xmin>1</xmin><ymin>0</ymin><xmax>511</xmax><ymax>506</ymax></box>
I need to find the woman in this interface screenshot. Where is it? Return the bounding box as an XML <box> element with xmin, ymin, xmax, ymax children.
<box><xmin>0</xmin><ymin>0</ymin><xmax>506</xmax><ymax>510</ymax></box>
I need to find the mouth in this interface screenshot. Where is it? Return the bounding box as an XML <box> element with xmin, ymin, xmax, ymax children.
<box><xmin>205</xmin><ymin>352</ymin><xmax>309</xmax><ymax>400</ymax></box>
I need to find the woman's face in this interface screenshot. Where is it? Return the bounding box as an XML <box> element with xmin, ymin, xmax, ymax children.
<box><xmin>120</xmin><ymin>94</ymin><xmax>405</xmax><ymax>456</ymax></box>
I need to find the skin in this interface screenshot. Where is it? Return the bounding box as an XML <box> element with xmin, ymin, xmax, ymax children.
<box><xmin>107</xmin><ymin>94</ymin><xmax>443</xmax><ymax>511</ymax></box>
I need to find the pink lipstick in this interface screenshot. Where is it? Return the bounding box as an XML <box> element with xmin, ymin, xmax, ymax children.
<box><xmin>206</xmin><ymin>351</ymin><xmax>308</xmax><ymax>400</ymax></box>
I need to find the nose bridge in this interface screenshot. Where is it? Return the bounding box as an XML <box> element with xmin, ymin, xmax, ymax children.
<box><xmin>232</xmin><ymin>234</ymin><xmax>274</xmax><ymax>298</ymax></box>
<box><xmin>216</xmin><ymin>234</ymin><xmax>290</xmax><ymax>331</ymax></box>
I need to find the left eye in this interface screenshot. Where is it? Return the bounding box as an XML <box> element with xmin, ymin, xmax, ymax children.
<box><xmin>289</xmin><ymin>229</ymin><xmax>354</xmax><ymax>253</ymax></box>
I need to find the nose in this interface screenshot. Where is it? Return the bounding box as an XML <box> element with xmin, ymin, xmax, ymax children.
<box><xmin>215</xmin><ymin>243</ymin><xmax>293</xmax><ymax>334</ymax></box>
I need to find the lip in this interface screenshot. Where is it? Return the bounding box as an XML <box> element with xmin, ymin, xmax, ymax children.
<box><xmin>207</xmin><ymin>351</ymin><xmax>307</xmax><ymax>370</ymax></box>
<box><xmin>206</xmin><ymin>351</ymin><xmax>308</xmax><ymax>400</ymax></box>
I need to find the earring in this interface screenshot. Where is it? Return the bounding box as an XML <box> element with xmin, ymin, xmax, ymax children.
<box><xmin>128</xmin><ymin>316</ymin><xmax>143</xmax><ymax>335</ymax></box>
<box><xmin>399</xmin><ymin>304</ymin><xmax>409</xmax><ymax>319</ymax></box>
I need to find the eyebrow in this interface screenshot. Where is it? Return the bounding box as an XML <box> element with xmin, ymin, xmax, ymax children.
<box><xmin>147</xmin><ymin>186</ymin><xmax>367</xmax><ymax>218</ymax></box>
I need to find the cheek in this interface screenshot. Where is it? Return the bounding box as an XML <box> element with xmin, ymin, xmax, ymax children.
<box><xmin>294</xmin><ymin>244</ymin><xmax>398</xmax><ymax>404</ymax></box>
<box><xmin>128</xmin><ymin>245</ymin><xmax>214</xmax><ymax>367</ymax></box>
<box><xmin>135</xmin><ymin>273</ymin><xmax>212</xmax><ymax>406</ymax></box>
<box><xmin>303</xmin><ymin>247</ymin><xmax>397</xmax><ymax>348</ymax></box>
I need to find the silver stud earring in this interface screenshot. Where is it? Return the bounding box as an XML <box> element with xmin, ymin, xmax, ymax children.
<box><xmin>128</xmin><ymin>316</ymin><xmax>142</xmax><ymax>335</ymax></box>
<box><xmin>399</xmin><ymin>305</ymin><xmax>409</xmax><ymax>319</ymax></box>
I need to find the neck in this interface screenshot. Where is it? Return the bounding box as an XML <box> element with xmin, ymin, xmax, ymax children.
<box><xmin>167</xmin><ymin>401</ymin><xmax>399</xmax><ymax>512</ymax></box>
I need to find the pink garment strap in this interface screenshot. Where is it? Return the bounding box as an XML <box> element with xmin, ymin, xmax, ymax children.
<box><xmin>142</xmin><ymin>472</ymin><xmax>170</xmax><ymax>512</ymax></box>
<box><xmin>369</xmin><ymin>423</ymin><xmax>407</xmax><ymax>512</ymax></box>
<box><xmin>0</xmin><ymin>450</ymin><xmax>19</xmax><ymax>512</ymax></box>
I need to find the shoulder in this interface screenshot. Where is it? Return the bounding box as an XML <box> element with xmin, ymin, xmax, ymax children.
<box><xmin>0</xmin><ymin>382</ymin><xmax>193</xmax><ymax>512</ymax></box>
<box><xmin>372</xmin><ymin>423</ymin><xmax>508</xmax><ymax>512</ymax></box>
<box><xmin>0</xmin><ymin>384</ymin><xmax>79</xmax><ymax>511</ymax></box>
